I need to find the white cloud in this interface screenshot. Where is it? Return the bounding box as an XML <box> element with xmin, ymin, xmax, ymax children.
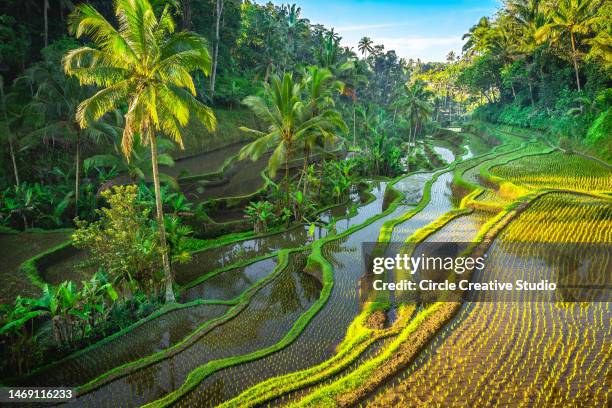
<box><xmin>335</xmin><ymin>23</ymin><xmax>403</xmax><ymax>32</ymax></box>
<box><xmin>347</xmin><ymin>36</ymin><xmax>464</xmax><ymax>61</ymax></box>
<box><xmin>376</xmin><ymin>36</ymin><xmax>461</xmax><ymax>52</ymax></box>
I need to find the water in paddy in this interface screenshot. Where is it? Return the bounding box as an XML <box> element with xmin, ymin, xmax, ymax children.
<box><xmin>181</xmin><ymin>154</ymin><xmax>269</xmax><ymax>202</ymax></box>
<box><xmin>390</xmin><ymin>147</ymin><xmax>460</xmax><ymax>243</ymax></box>
<box><xmin>175</xmin><ymin>197</ymin><xmax>355</xmax><ymax>286</ymax></box>
<box><xmin>72</xmin><ymin>252</ymin><xmax>318</xmax><ymax>407</ymax></box>
<box><xmin>180</xmin><ymin>257</ymin><xmax>278</xmax><ymax>302</ymax></box>
<box><xmin>38</xmin><ymin>245</ymin><xmax>97</xmax><ymax>286</ymax></box>
<box><xmin>0</xmin><ymin>231</ymin><xmax>69</xmax><ymax>304</ymax></box>
<box><xmin>162</xmin><ymin>142</ymin><xmax>246</xmax><ymax>178</ymax></box>
<box><xmin>19</xmin><ymin>304</ymin><xmax>229</xmax><ymax>388</ymax></box>
<box><xmin>171</xmin><ymin>177</ymin><xmax>435</xmax><ymax>406</ymax></box>
<box><xmin>362</xmin><ymin>210</ymin><xmax>493</xmax><ymax>405</ymax></box>
<box><xmin>433</xmin><ymin>146</ymin><xmax>455</xmax><ymax>164</ymax></box>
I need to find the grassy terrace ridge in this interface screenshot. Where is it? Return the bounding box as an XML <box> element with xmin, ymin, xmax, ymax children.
<box><xmin>214</xmin><ymin>133</ymin><xmax>514</xmax><ymax>407</ymax></box>
<box><xmin>292</xmin><ymin>146</ymin><xmax>610</xmax><ymax>406</ymax></box>
<box><xmin>15</xmin><ymin>135</ymin><xmax>460</xmax><ymax>396</ymax></box>
<box><xmin>7</xmin><ymin>181</ymin><xmax>375</xmax><ymax>390</ymax></box>
<box><xmin>140</xmin><ymin>142</ymin><xmax>470</xmax><ymax>408</ymax></box>
<box><xmin>219</xmin><ymin>126</ymin><xmax>610</xmax><ymax>407</ymax></box>
<box><xmin>1</xmin><ymin>0</ymin><xmax>610</xmax><ymax>404</ymax></box>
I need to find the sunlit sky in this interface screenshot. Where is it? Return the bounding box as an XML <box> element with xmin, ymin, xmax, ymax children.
<box><xmin>255</xmin><ymin>0</ymin><xmax>501</xmax><ymax>62</ymax></box>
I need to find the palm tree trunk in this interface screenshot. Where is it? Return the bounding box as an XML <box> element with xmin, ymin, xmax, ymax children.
<box><xmin>181</xmin><ymin>0</ymin><xmax>192</xmax><ymax>30</ymax></box>
<box><xmin>149</xmin><ymin>130</ymin><xmax>175</xmax><ymax>303</ymax></box>
<box><xmin>8</xmin><ymin>136</ymin><xmax>19</xmax><ymax>186</ymax></box>
<box><xmin>210</xmin><ymin>0</ymin><xmax>223</xmax><ymax>99</ymax></box>
<box><xmin>44</xmin><ymin>0</ymin><xmax>49</xmax><ymax>48</ymax></box>
<box><xmin>301</xmin><ymin>148</ymin><xmax>310</xmax><ymax>200</ymax></box>
<box><xmin>352</xmin><ymin>99</ymin><xmax>357</xmax><ymax>146</ymax></box>
<box><xmin>528</xmin><ymin>81</ymin><xmax>535</xmax><ymax>107</ymax></box>
<box><xmin>570</xmin><ymin>32</ymin><xmax>581</xmax><ymax>92</ymax></box>
<box><xmin>284</xmin><ymin>150</ymin><xmax>290</xmax><ymax>210</ymax></box>
<box><xmin>74</xmin><ymin>131</ymin><xmax>80</xmax><ymax>218</ymax></box>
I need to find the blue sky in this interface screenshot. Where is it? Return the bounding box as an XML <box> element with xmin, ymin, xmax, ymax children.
<box><xmin>256</xmin><ymin>0</ymin><xmax>501</xmax><ymax>62</ymax></box>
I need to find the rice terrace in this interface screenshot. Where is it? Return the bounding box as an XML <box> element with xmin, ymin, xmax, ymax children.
<box><xmin>0</xmin><ymin>0</ymin><xmax>610</xmax><ymax>407</ymax></box>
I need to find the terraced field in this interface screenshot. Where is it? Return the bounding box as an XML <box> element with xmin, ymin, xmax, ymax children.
<box><xmin>7</xmin><ymin>124</ymin><xmax>610</xmax><ymax>407</ymax></box>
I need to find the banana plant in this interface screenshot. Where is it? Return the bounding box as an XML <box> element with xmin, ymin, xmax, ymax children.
<box><xmin>244</xmin><ymin>201</ymin><xmax>274</xmax><ymax>234</ymax></box>
<box><xmin>163</xmin><ymin>215</ymin><xmax>194</xmax><ymax>265</ymax></box>
<box><xmin>79</xmin><ymin>271</ymin><xmax>118</xmax><ymax>338</ymax></box>
<box><xmin>0</xmin><ymin>299</ymin><xmax>45</xmax><ymax>374</ymax></box>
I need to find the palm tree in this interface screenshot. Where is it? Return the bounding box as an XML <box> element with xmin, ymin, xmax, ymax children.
<box><xmin>239</xmin><ymin>73</ymin><xmax>345</xmax><ymax>209</ymax></box>
<box><xmin>0</xmin><ymin>76</ymin><xmax>20</xmax><ymax>187</ymax></box>
<box><xmin>26</xmin><ymin>48</ymin><xmax>93</xmax><ymax>217</ymax></box>
<box><xmin>536</xmin><ymin>0</ymin><xmax>601</xmax><ymax>91</ymax></box>
<box><xmin>299</xmin><ymin>66</ymin><xmax>347</xmax><ymax>198</ymax></box>
<box><xmin>85</xmin><ymin>130</ymin><xmax>179</xmax><ymax>189</ymax></box>
<box><xmin>398</xmin><ymin>81</ymin><xmax>433</xmax><ymax>144</ymax></box>
<box><xmin>210</xmin><ymin>0</ymin><xmax>224</xmax><ymax>99</ymax></box>
<box><xmin>507</xmin><ymin>0</ymin><xmax>548</xmax><ymax>105</ymax></box>
<box><xmin>358</xmin><ymin>36</ymin><xmax>374</xmax><ymax>57</ymax></box>
<box><xmin>278</xmin><ymin>4</ymin><xmax>308</xmax><ymax>73</ymax></box>
<box><xmin>64</xmin><ymin>0</ymin><xmax>217</xmax><ymax>303</ymax></box>
<box><xmin>462</xmin><ymin>17</ymin><xmax>492</xmax><ymax>55</ymax></box>
<box><xmin>317</xmin><ymin>30</ymin><xmax>341</xmax><ymax>69</ymax></box>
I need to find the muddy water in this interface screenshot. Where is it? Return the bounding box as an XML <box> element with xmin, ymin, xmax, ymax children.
<box><xmin>71</xmin><ymin>252</ymin><xmax>318</xmax><ymax>407</ymax></box>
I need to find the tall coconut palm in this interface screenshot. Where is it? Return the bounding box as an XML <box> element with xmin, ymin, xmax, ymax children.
<box><xmin>462</xmin><ymin>16</ymin><xmax>492</xmax><ymax>55</ymax></box>
<box><xmin>358</xmin><ymin>36</ymin><xmax>374</xmax><ymax>58</ymax></box>
<box><xmin>64</xmin><ymin>0</ymin><xmax>216</xmax><ymax>303</ymax></box>
<box><xmin>26</xmin><ymin>48</ymin><xmax>93</xmax><ymax>218</ymax></box>
<box><xmin>536</xmin><ymin>0</ymin><xmax>601</xmax><ymax>91</ymax></box>
<box><xmin>397</xmin><ymin>81</ymin><xmax>433</xmax><ymax>144</ymax></box>
<box><xmin>239</xmin><ymin>73</ymin><xmax>345</xmax><ymax>209</ymax></box>
<box><xmin>507</xmin><ymin>0</ymin><xmax>548</xmax><ymax>105</ymax></box>
<box><xmin>0</xmin><ymin>76</ymin><xmax>21</xmax><ymax>187</ymax></box>
<box><xmin>299</xmin><ymin>66</ymin><xmax>347</xmax><ymax>197</ymax></box>
<box><xmin>210</xmin><ymin>0</ymin><xmax>224</xmax><ymax>99</ymax></box>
